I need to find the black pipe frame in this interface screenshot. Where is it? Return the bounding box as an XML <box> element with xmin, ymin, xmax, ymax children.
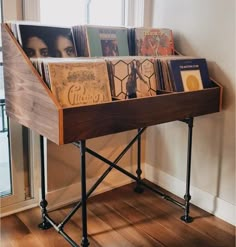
<box><xmin>38</xmin><ymin>128</ymin><xmax>147</xmax><ymax>247</ymax></box>
<box><xmin>38</xmin><ymin>118</ymin><xmax>194</xmax><ymax>246</ymax></box>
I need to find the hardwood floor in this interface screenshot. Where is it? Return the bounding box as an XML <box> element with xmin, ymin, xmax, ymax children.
<box><xmin>1</xmin><ymin>181</ymin><xmax>235</xmax><ymax>247</ymax></box>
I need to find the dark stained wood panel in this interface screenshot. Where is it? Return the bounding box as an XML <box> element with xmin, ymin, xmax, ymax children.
<box><xmin>2</xmin><ymin>24</ymin><xmax>62</xmax><ymax>144</ymax></box>
<box><xmin>63</xmin><ymin>85</ymin><xmax>221</xmax><ymax>143</ymax></box>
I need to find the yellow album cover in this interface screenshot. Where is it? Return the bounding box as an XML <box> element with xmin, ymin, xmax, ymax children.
<box><xmin>181</xmin><ymin>70</ymin><xmax>204</xmax><ymax>91</ymax></box>
<box><xmin>168</xmin><ymin>58</ymin><xmax>211</xmax><ymax>92</ymax></box>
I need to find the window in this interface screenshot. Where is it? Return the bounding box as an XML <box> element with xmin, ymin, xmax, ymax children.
<box><xmin>87</xmin><ymin>0</ymin><xmax>125</xmax><ymax>25</ymax></box>
<box><xmin>40</xmin><ymin>0</ymin><xmax>85</xmax><ymax>26</ymax></box>
<box><xmin>40</xmin><ymin>0</ymin><xmax>125</xmax><ymax>26</ymax></box>
<box><xmin>0</xmin><ymin>0</ymin><xmax>151</xmax><ymax>215</ymax></box>
<box><xmin>0</xmin><ymin>0</ymin><xmax>40</xmax><ymax>216</ymax></box>
<box><xmin>0</xmin><ymin>0</ymin><xmax>11</xmax><ymax>198</ymax></box>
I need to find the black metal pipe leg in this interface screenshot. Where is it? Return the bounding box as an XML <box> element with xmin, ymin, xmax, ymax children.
<box><xmin>58</xmin><ymin>128</ymin><xmax>147</xmax><ymax>230</ymax></box>
<box><xmin>134</xmin><ymin>128</ymin><xmax>144</xmax><ymax>193</ymax></box>
<box><xmin>38</xmin><ymin>135</ymin><xmax>52</xmax><ymax>230</ymax></box>
<box><xmin>181</xmin><ymin>118</ymin><xmax>194</xmax><ymax>223</ymax></box>
<box><xmin>80</xmin><ymin>140</ymin><xmax>90</xmax><ymax>247</ymax></box>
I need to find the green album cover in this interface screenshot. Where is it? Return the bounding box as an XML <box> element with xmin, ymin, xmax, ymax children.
<box><xmin>86</xmin><ymin>25</ymin><xmax>130</xmax><ymax>57</ymax></box>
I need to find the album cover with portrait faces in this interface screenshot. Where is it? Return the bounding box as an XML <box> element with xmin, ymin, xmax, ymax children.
<box><xmin>13</xmin><ymin>22</ymin><xmax>77</xmax><ymax>59</ymax></box>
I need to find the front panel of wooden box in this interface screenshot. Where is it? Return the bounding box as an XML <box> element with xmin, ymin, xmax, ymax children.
<box><xmin>62</xmin><ymin>85</ymin><xmax>221</xmax><ymax>143</ymax></box>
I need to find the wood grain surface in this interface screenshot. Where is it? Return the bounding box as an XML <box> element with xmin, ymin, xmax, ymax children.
<box><xmin>1</xmin><ymin>180</ymin><xmax>235</xmax><ymax>247</ymax></box>
<box><xmin>2</xmin><ymin>24</ymin><xmax>62</xmax><ymax>144</ymax></box>
<box><xmin>63</xmin><ymin>85</ymin><xmax>221</xmax><ymax>143</ymax></box>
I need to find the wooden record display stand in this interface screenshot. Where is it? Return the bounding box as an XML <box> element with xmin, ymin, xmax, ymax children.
<box><xmin>2</xmin><ymin>24</ymin><xmax>223</xmax><ymax>247</ymax></box>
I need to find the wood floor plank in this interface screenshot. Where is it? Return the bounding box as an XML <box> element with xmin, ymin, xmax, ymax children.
<box><xmin>17</xmin><ymin>208</ymin><xmax>70</xmax><ymax>247</ymax></box>
<box><xmin>143</xmin><ymin>181</ymin><xmax>235</xmax><ymax>236</ymax></box>
<box><xmin>141</xmin><ymin>193</ymin><xmax>235</xmax><ymax>247</ymax></box>
<box><xmin>1</xmin><ymin>214</ymin><xmax>43</xmax><ymax>247</ymax></box>
<box><xmin>89</xmin><ymin>180</ymin><xmax>235</xmax><ymax>247</ymax></box>
<box><xmin>57</xmin><ymin>208</ymin><xmax>102</xmax><ymax>247</ymax></box>
<box><xmin>62</xmin><ymin>205</ymin><xmax>138</xmax><ymax>247</ymax></box>
<box><xmin>10</xmin><ymin>234</ymin><xmax>44</xmax><ymax>247</ymax></box>
<box><xmin>128</xmin><ymin>181</ymin><xmax>236</xmax><ymax>247</ymax></box>
<box><xmin>100</xmin><ymin>199</ymin><xmax>193</xmax><ymax>247</ymax></box>
<box><xmin>1</xmin><ymin>214</ymin><xmax>30</xmax><ymax>239</ymax></box>
<box><xmin>88</xmin><ymin>201</ymin><xmax>165</xmax><ymax>247</ymax></box>
<box><xmin>1</xmin><ymin>181</ymin><xmax>235</xmax><ymax>247</ymax></box>
<box><xmin>124</xmin><ymin>194</ymin><xmax>222</xmax><ymax>247</ymax></box>
<box><xmin>131</xmin><ymin>181</ymin><xmax>235</xmax><ymax>247</ymax></box>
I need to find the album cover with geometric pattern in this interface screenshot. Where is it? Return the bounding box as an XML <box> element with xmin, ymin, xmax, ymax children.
<box><xmin>106</xmin><ymin>56</ymin><xmax>158</xmax><ymax>99</ymax></box>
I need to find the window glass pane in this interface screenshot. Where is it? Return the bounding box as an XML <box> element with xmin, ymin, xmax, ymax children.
<box><xmin>0</xmin><ymin>0</ymin><xmax>11</xmax><ymax>197</ymax></box>
<box><xmin>0</xmin><ymin>122</ymin><xmax>11</xmax><ymax>197</ymax></box>
<box><xmin>40</xmin><ymin>0</ymin><xmax>85</xmax><ymax>25</ymax></box>
<box><xmin>88</xmin><ymin>0</ymin><xmax>124</xmax><ymax>26</ymax></box>
<box><xmin>40</xmin><ymin>0</ymin><xmax>124</xmax><ymax>26</ymax></box>
<box><xmin>0</xmin><ymin>0</ymin><xmax>3</xmax><ymax>70</ymax></box>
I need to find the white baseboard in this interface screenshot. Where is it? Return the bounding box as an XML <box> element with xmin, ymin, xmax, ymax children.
<box><xmin>145</xmin><ymin>163</ymin><xmax>236</xmax><ymax>226</ymax></box>
<box><xmin>45</xmin><ymin>162</ymin><xmax>235</xmax><ymax>226</ymax></box>
<box><xmin>0</xmin><ymin>199</ymin><xmax>39</xmax><ymax>218</ymax></box>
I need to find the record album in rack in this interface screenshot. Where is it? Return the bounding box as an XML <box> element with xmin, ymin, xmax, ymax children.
<box><xmin>106</xmin><ymin>56</ymin><xmax>158</xmax><ymax>100</ymax></box>
<box><xmin>154</xmin><ymin>56</ymin><xmax>212</xmax><ymax>92</ymax></box>
<box><xmin>9</xmin><ymin>21</ymin><xmax>77</xmax><ymax>58</ymax></box>
<box><xmin>168</xmin><ymin>58</ymin><xmax>213</xmax><ymax>92</ymax></box>
<box><xmin>32</xmin><ymin>58</ymin><xmax>112</xmax><ymax>107</ymax></box>
<box><xmin>134</xmin><ymin>27</ymin><xmax>175</xmax><ymax>56</ymax></box>
<box><xmin>73</xmin><ymin>24</ymin><xmax>130</xmax><ymax>57</ymax></box>
<box><xmin>7</xmin><ymin>21</ymin><xmax>214</xmax><ymax>103</ymax></box>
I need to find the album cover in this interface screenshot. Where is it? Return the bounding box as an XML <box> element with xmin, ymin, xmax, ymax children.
<box><xmin>106</xmin><ymin>56</ymin><xmax>157</xmax><ymax>99</ymax></box>
<box><xmin>168</xmin><ymin>58</ymin><xmax>211</xmax><ymax>92</ymax></box>
<box><xmin>83</xmin><ymin>25</ymin><xmax>130</xmax><ymax>57</ymax></box>
<box><xmin>134</xmin><ymin>27</ymin><xmax>174</xmax><ymax>56</ymax></box>
<box><xmin>46</xmin><ymin>59</ymin><xmax>112</xmax><ymax>107</ymax></box>
<box><xmin>16</xmin><ymin>22</ymin><xmax>77</xmax><ymax>59</ymax></box>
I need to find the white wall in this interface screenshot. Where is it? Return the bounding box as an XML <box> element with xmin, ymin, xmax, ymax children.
<box><xmin>146</xmin><ymin>0</ymin><xmax>235</xmax><ymax>225</ymax></box>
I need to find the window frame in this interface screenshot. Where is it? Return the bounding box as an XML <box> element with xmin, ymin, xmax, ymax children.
<box><xmin>0</xmin><ymin>0</ymin><xmax>40</xmax><ymax>217</ymax></box>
